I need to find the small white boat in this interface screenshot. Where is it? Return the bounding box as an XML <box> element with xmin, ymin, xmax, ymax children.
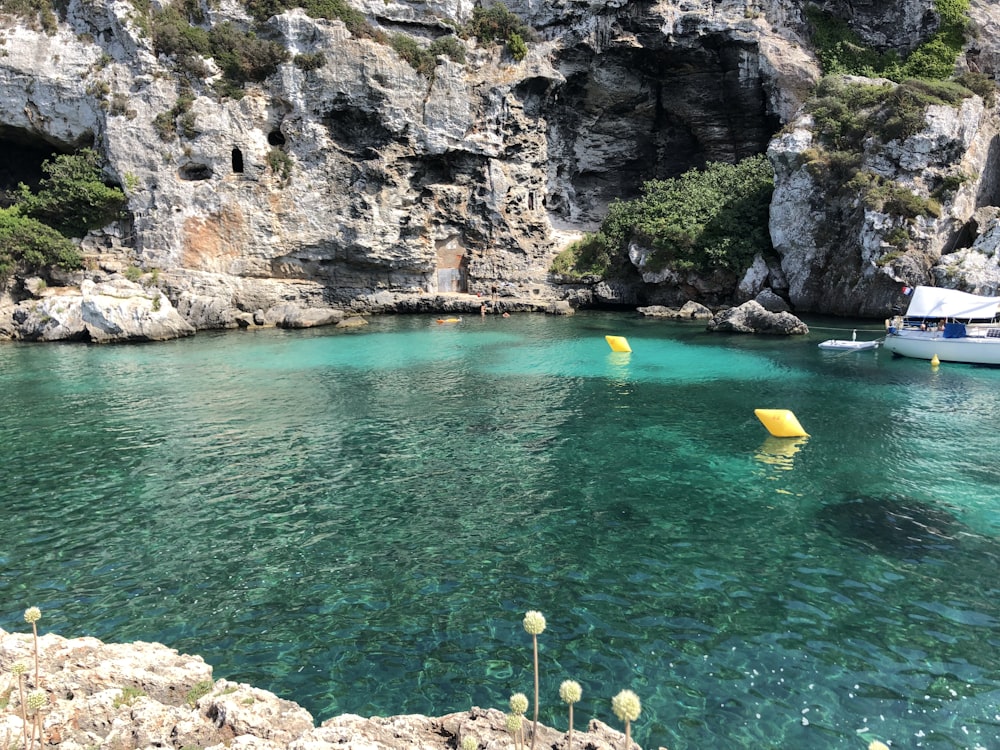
<box><xmin>883</xmin><ymin>286</ymin><xmax>1000</xmax><ymax>365</ymax></box>
<box><xmin>818</xmin><ymin>331</ymin><xmax>880</xmax><ymax>351</ymax></box>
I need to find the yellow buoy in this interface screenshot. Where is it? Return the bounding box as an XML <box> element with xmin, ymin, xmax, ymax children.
<box><xmin>605</xmin><ymin>335</ymin><xmax>632</xmax><ymax>353</ymax></box>
<box><xmin>754</xmin><ymin>408</ymin><xmax>809</xmax><ymax>438</ymax></box>
<box><xmin>931</xmin><ymin>353</ymin><xmax>940</xmax><ymax>367</ymax></box>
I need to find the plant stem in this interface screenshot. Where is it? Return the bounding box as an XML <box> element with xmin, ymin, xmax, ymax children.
<box><xmin>31</xmin><ymin>623</ymin><xmax>39</xmax><ymax>687</ymax></box>
<box><xmin>530</xmin><ymin>634</ymin><xmax>539</xmax><ymax>750</ymax></box>
<box><xmin>625</xmin><ymin>719</ymin><xmax>631</xmax><ymax>750</ymax></box>
<box><xmin>17</xmin><ymin>676</ymin><xmax>27</xmax><ymax>750</ymax></box>
<box><xmin>567</xmin><ymin>704</ymin><xmax>574</xmax><ymax>750</ymax></box>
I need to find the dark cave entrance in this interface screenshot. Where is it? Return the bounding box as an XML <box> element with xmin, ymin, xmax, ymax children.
<box><xmin>0</xmin><ymin>128</ymin><xmax>71</xmax><ymax>208</ymax></box>
<box><xmin>543</xmin><ymin>36</ymin><xmax>782</xmax><ymax>224</ymax></box>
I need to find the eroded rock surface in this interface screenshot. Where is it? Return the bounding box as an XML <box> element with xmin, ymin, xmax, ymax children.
<box><xmin>0</xmin><ymin>629</ymin><xmax>641</xmax><ymax>750</ymax></box>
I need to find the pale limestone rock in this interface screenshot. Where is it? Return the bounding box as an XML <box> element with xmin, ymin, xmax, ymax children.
<box><xmin>707</xmin><ymin>299</ymin><xmax>808</xmax><ymax>334</ymax></box>
<box><xmin>768</xmin><ymin>82</ymin><xmax>1000</xmax><ymax>316</ymax></box>
<box><xmin>1</xmin><ymin>0</ymin><xmax>999</xmax><ymax>329</ymax></box>
<box><xmin>637</xmin><ymin>301</ymin><xmax>713</xmax><ymax>319</ymax></box>
<box><xmin>80</xmin><ymin>279</ymin><xmax>197</xmax><ymax>342</ymax></box>
<box><xmin>0</xmin><ymin>630</ymin><xmax>641</xmax><ymax>750</ymax></box>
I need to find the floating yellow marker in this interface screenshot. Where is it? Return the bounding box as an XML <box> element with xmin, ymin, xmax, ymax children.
<box><xmin>605</xmin><ymin>335</ymin><xmax>632</xmax><ymax>353</ymax></box>
<box><xmin>754</xmin><ymin>408</ymin><xmax>809</xmax><ymax>438</ymax></box>
<box><xmin>931</xmin><ymin>353</ymin><xmax>940</xmax><ymax>367</ymax></box>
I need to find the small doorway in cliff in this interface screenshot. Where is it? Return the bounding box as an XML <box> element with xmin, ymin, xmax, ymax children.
<box><xmin>435</xmin><ymin>238</ymin><xmax>468</xmax><ymax>293</ymax></box>
<box><xmin>232</xmin><ymin>148</ymin><xmax>244</xmax><ymax>174</ymax></box>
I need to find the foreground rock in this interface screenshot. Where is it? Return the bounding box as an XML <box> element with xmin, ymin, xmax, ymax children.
<box><xmin>0</xmin><ymin>630</ymin><xmax>642</xmax><ymax>750</ymax></box>
<box><xmin>706</xmin><ymin>300</ymin><xmax>808</xmax><ymax>334</ymax></box>
<box><xmin>0</xmin><ymin>278</ymin><xmax>195</xmax><ymax>343</ymax></box>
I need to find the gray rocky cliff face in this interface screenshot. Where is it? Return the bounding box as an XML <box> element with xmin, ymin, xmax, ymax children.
<box><xmin>0</xmin><ymin>0</ymin><xmax>998</xmax><ymax>337</ymax></box>
<box><xmin>766</xmin><ymin>89</ymin><xmax>1000</xmax><ymax>316</ymax></box>
<box><xmin>0</xmin><ymin>0</ymin><xmax>822</xmax><ymax>336</ymax></box>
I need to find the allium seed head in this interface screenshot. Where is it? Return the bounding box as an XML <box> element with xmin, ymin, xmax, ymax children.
<box><xmin>868</xmin><ymin>743</ymin><xmax>890</xmax><ymax>750</ymax></box>
<box><xmin>24</xmin><ymin>607</ymin><xmax>41</xmax><ymax>624</ymax></box>
<box><xmin>11</xmin><ymin>662</ymin><xmax>27</xmax><ymax>676</ymax></box>
<box><xmin>522</xmin><ymin>610</ymin><xmax>546</xmax><ymax>636</ymax></box>
<box><xmin>505</xmin><ymin>713</ymin><xmax>523</xmax><ymax>733</ymax></box>
<box><xmin>559</xmin><ymin>680</ymin><xmax>582</xmax><ymax>704</ymax></box>
<box><xmin>509</xmin><ymin>692</ymin><xmax>529</xmax><ymax>715</ymax></box>
<box><xmin>611</xmin><ymin>690</ymin><xmax>641</xmax><ymax>723</ymax></box>
<box><xmin>26</xmin><ymin>690</ymin><xmax>46</xmax><ymax>711</ymax></box>
<box><xmin>461</xmin><ymin>736</ymin><xmax>478</xmax><ymax>750</ymax></box>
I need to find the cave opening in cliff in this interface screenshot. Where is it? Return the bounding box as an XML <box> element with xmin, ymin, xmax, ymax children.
<box><xmin>0</xmin><ymin>127</ymin><xmax>71</xmax><ymax>208</ymax></box>
<box><xmin>232</xmin><ymin>148</ymin><xmax>244</xmax><ymax>173</ymax></box>
<box><xmin>267</xmin><ymin>130</ymin><xmax>285</xmax><ymax>147</ymax></box>
<box><xmin>546</xmin><ymin>38</ymin><xmax>781</xmax><ymax>225</ymax></box>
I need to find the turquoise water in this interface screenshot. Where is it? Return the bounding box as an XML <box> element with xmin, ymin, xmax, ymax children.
<box><xmin>2</xmin><ymin>311</ymin><xmax>1000</xmax><ymax>749</ymax></box>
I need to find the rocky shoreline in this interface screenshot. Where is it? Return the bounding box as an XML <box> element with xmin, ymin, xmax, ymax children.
<box><xmin>0</xmin><ymin>263</ymin><xmax>811</xmax><ymax>343</ymax></box>
<box><xmin>0</xmin><ymin>629</ymin><xmax>644</xmax><ymax>750</ymax></box>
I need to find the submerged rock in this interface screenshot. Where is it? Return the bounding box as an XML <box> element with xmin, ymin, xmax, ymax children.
<box><xmin>816</xmin><ymin>494</ymin><xmax>963</xmax><ymax>558</ymax></box>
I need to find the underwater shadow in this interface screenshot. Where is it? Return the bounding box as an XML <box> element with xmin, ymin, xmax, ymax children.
<box><xmin>816</xmin><ymin>493</ymin><xmax>967</xmax><ymax>559</ymax></box>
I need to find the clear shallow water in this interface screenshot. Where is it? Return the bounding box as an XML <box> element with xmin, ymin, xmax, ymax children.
<box><xmin>2</xmin><ymin>312</ymin><xmax>1000</xmax><ymax>749</ymax></box>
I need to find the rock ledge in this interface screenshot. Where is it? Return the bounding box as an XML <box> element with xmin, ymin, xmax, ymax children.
<box><xmin>0</xmin><ymin>629</ymin><xmax>642</xmax><ymax>750</ymax></box>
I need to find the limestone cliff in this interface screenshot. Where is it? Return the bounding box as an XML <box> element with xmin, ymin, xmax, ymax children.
<box><xmin>0</xmin><ymin>0</ymin><xmax>998</xmax><ymax>338</ymax></box>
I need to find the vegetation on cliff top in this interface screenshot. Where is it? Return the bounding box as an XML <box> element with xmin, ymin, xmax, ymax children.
<box><xmin>799</xmin><ymin>74</ymin><xmax>986</xmax><ymax>249</ymax></box>
<box><xmin>551</xmin><ymin>155</ymin><xmax>774</xmax><ymax>280</ymax></box>
<box><xmin>805</xmin><ymin>0</ymin><xmax>972</xmax><ymax>82</ymax></box>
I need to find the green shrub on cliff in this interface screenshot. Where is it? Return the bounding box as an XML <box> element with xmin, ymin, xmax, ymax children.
<box><xmin>151</xmin><ymin>4</ymin><xmax>290</xmax><ymax>94</ymax></box>
<box><xmin>803</xmin><ymin>76</ymin><xmax>976</xmax><ymax>222</ymax></box>
<box><xmin>0</xmin><ymin>208</ymin><xmax>82</xmax><ymax>279</ymax></box>
<box><xmin>551</xmin><ymin>155</ymin><xmax>774</xmax><ymax>279</ymax></box>
<box><xmin>805</xmin><ymin>0</ymin><xmax>972</xmax><ymax>82</ymax></box>
<box><xmin>16</xmin><ymin>149</ymin><xmax>126</xmax><ymax>239</ymax></box>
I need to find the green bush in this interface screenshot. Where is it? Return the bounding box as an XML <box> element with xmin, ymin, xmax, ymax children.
<box><xmin>266</xmin><ymin>148</ymin><xmax>293</xmax><ymax>183</ymax></box>
<box><xmin>507</xmin><ymin>32</ymin><xmax>527</xmax><ymax>61</ymax></box>
<box><xmin>553</xmin><ymin>155</ymin><xmax>774</xmax><ymax>279</ymax></box>
<box><xmin>151</xmin><ymin>7</ymin><xmax>289</xmax><ymax>92</ymax></box>
<box><xmin>805</xmin><ymin>0</ymin><xmax>969</xmax><ymax>82</ymax></box>
<box><xmin>293</xmin><ymin>51</ymin><xmax>326</xmax><ymax>70</ymax></box>
<box><xmin>550</xmin><ymin>232</ymin><xmax>615</xmax><ymax>279</ymax></box>
<box><xmin>390</xmin><ymin>33</ymin><xmax>436</xmax><ymax>76</ymax></box>
<box><xmin>467</xmin><ymin>3</ymin><xmax>531</xmax><ymax>45</ymax></box>
<box><xmin>209</xmin><ymin>21</ymin><xmax>290</xmax><ymax>83</ymax></box>
<box><xmin>954</xmin><ymin>71</ymin><xmax>997</xmax><ymax>106</ymax></box>
<box><xmin>428</xmin><ymin>35</ymin><xmax>466</xmax><ymax>64</ymax></box>
<box><xmin>0</xmin><ymin>207</ymin><xmax>82</xmax><ymax>278</ymax></box>
<box><xmin>0</xmin><ymin>0</ymin><xmax>58</xmax><ymax>33</ymax></box>
<box><xmin>15</xmin><ymin>149</ymin><xmax>126</xmax><ymax>239</ymax></box>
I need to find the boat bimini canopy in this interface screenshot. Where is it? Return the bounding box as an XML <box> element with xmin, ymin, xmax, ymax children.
<box><xmin>906</xmin><ymin>286</ymin><xmax>1000</xmax><ymax>320</ymax></box>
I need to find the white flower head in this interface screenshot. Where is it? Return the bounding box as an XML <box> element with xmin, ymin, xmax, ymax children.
<box><xmin>505</xmin><ymin>713</ymin><xmax>523</xmax><ymax>733</ymax></box>
<box><xmin>11</xmin><ymin>662</ymin><xmax>27</xmax><ymax>676</ymax></box>
<box><xmin>559</xmin><ymin>680</ymin><xmax>582</xmax><ymax>704</ymax></box>
<box><xmin>611</xmin><ymin>689</ymin><xmax>641</xmax><ymax>723</ymax></box>
<box><xmin>26</xmin><ymin>690</ymin><xmax>47</xmax><ymax>711</ymax></box>
<box><xmin>509</xmin><ymin>692</ymin><xmax>529</xmax><ymax>715</ymax></box>
<box><xmin>522</xmin><ymin>610</ymin><xmax>546</xmax><ymax>636</ymax></box>
<box><xmin>24</xmin><ymin>607</ymin><xmax>41</xmax><ymax>624</ymax></box>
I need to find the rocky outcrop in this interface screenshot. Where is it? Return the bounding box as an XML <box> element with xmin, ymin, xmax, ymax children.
<box><xmin>706</xmin><ymin>300</ymin><xmax>808</xmax><ymax>334</ymax></box>
<box><xmin>764</xmin><ymin>87</ymin><xmax>1000</xmax><ymax>317</ymax></box>
<box><xmin>0</xmin><ymin>629</ymin><xmax>640</xmax><ymax>750</ymax></box>
<box><xmin>637</xmin><ymin>301</ymin><xmax>713</xmax><ymax>319</ymax></box>
<box><xmin>0</xmin><ymin>277</ymin><xmax>195</xmax><ymax>343</ymax></box>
